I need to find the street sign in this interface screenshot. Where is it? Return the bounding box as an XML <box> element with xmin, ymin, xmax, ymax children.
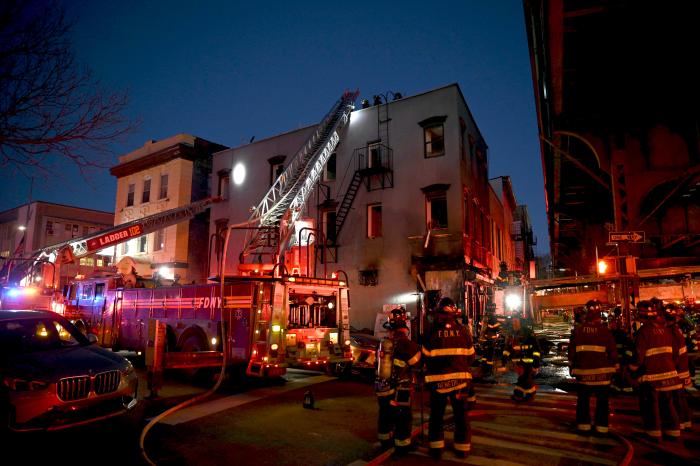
<box><xmin>608</xmin><ymin>231</ymin><xmax>645</xmax><ymax>243</ymax></box>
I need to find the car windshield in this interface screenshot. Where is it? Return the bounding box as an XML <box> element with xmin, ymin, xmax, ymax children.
<box><xmin>0</xmin><ymin>316</ymin><xmax>89</xmax><ymax>354</ymax></box>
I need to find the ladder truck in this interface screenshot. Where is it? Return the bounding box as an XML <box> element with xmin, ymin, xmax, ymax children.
<box><xmin>6</xmin><ymin>90</ymin><xmax>360</xmax><ymax>379</ymax></box>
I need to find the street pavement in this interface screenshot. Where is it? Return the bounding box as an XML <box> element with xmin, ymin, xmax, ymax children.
<box><xmin>138</xmin><ymin>368</ymin><xmax>700</xmax><ymax>466</ymax></box>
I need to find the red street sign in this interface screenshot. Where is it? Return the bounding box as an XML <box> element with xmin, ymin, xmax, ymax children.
<box><xmin>609</xmin><ymin>231</ymin><xmax>645</xmax><ymax>243</ymax></box>
<box><xmin>86</xmin><ymin>224</ymin><xmax>144</xmax><ymax>251</ymax></box>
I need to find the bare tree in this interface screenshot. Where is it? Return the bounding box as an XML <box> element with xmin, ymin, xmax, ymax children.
<box><xmin>0</xmin><ymin>0</ymin><xmax>135</xmax><ymax>174</ymax></box>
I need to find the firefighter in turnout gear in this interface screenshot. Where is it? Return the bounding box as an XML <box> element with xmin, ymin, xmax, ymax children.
<box><xmin>608</xmin><ymin>312</ymin><xmax>636</xmax><ymax>395</ymax></box>
<box><xmin>629</xmin><ymin>299</ymin><xmax>682</xmax><ymax>442</ymax></box>
<box><xmin>502</xmin><ymin>316</ymin><xmax>541</xmax><ymax>401</ymax></box>
<box><xmin>375</xmin><ymin>307</ymin><xmax>421</xmax><ymax>454</ymax></box>
<box><xmin>568</xmin><ymin>299</ymin><xmax>618</xmax><ymax>435</ymax></box>
<box><xmin>478</xmin><ymin>311</ymin><xmax>501</xmax><ymax>378</ymax></box>
<box><xmin>422</xmin><ymin>297</ymin><xmax>476</xmax><ymax>460</ymax></box>
<box><xmin>664</xmin><ymin>303</ymin><xmax>693</xmax><ymax>431</ymax></box>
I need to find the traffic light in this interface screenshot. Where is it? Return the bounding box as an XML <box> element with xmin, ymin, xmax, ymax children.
<box><xmin>598</xmin><ymin>260</ymin><xmax>609</xmax><ymax>275</ymax></box>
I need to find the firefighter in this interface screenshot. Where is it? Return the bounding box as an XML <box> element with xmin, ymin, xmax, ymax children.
<box><xmin>374</xmin><ymin>307</ymin><xmax>421</xmax><ymax>454</ymax></box>
<box><xmin>664</xmin><ymin>303</ymin><xmax>693</xmax><ymax>431</ymax></box>
<box><xmin>502</xmin><ymin>315</ymin><xmax>541</xmax><ymax>402</ymax></box>
<box><xmin>478</xmin><ymin>312</ymin><xmax>501</xmax><ymax>378</ymax></box>
<box><xmin>609</xmin><ymin>314</ymin><xmax>635</xmax><ymax>395</ymax></box>
<box><xmin>568</xmin><ymin>299</ymin><xmax>618</xmax><ymax>435</ymax></box>
<box><xmin>629</xmin><ymin>298</ymin><xmax>683</xmax><ymax>442</ymax></box>
<box><xmin>422</xmin><ymin>297</ymin><xmax>475</xmax><ymax>460</ymax></box>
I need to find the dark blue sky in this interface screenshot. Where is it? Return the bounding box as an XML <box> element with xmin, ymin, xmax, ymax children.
<box><xmin>2</xmin><ymin>0</ymin><xmax>548</xmax><ymax>253</ymax></box>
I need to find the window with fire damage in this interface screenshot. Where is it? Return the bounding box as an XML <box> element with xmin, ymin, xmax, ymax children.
<box><xmin>418</xmin><ymin>115</ymin><xmax>447</xmax><ymax>158</ymax></box>
<box><xmin>422</xmin><ymin>184</ymin><xmax>450</xmax><ymax>230</ymax></box>
<box><xmin>358</xmin><ymin>269</ymin><xmax>378</xmax><ymax>286</ymax></box>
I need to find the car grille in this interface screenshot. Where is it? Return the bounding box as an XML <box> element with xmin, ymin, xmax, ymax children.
<box><xmin>57</xmin><ymin>376</ymin><xmax>91</xmax><ymax>401</ymax></box>
<box><xmin>57</xmin><ymin>371</ymin><xmax>121</xmax><ymax>401</ymax></box>
<box><xmin>94</xmin><ymin>370</ymin><xmax>120</xmax><ymax>395</ymax></box>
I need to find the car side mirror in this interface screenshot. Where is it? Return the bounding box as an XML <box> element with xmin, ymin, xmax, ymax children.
<box><xmin>87</xmin><ymin>333</ymin><xmax>98</xmax><ymax>345</ymax></box>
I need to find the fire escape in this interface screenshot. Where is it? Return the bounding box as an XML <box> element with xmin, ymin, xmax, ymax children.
<box><xmin>325</xmin><ymin>94</ymin><xmax>397</xmax><ymax>256</ymax></box>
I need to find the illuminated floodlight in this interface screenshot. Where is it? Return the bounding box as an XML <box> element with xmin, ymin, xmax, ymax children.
<box><xmin>597</xmin><ymin>260</ymin><xmax>609</xmax><ymax>275</ymax></box>
<box><xmin>505</xmin><ymin>293</ymin><xmax>522</xmax><ymax>311</ymax></box>
<box><xmin>233</xmin><ymin>163</ymin><xmax>246</xmax><ymax>185</ymax></box>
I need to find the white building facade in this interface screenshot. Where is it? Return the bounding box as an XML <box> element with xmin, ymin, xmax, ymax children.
<box><xmin>210</xmin><ymin>84</ymin><xmax>524</xmax><ymax>332</ymax></box>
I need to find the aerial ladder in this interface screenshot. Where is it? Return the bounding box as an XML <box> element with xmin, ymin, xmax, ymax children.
<box><xmin>239</xmin><ymin>90</ymin><xmax>358</xmax><ymax>272</ymax></box>
<box><xmin>0</xmin><ymin>196</ymin><xmax>221</xmax><ymax>289</ymax></box>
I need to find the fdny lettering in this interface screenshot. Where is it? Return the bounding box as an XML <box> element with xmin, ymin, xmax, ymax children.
<box><xmin>652</xmin><ymin>328</ymin><xmax>666</xmax><ymax>336</ymax></box>
<box><xmin>583</xmin><ymin>327</ymin><xmax>597</xmax><ymax>334</ymax></box>
<box><xmin>438</xmin><ymin>329</ymin><xmax>462</xmax><ymax>338</ymax></box>
<box><xmin>194</xmin><ymin>297</ymin><xmax>222</xmax><ymax>309</ymax></box>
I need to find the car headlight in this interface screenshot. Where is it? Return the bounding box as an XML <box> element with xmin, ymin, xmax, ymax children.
<box><xmin>3</xmin><ymin>376</ymin><xmax>49</xmax><ymax>391</ymax></box>
<box><xmin>120</xmin><ymin>361</ymin><xmax>135</xmax><ymax>377</ymax></box>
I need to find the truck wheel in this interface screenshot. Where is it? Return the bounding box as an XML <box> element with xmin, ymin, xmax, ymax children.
<box><xmin>179</xmin><ymin>333</ymin><xmax>211</xmax><ymax>383</ymax></box>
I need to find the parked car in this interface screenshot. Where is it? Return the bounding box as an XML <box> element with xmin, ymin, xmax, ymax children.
<box><xmin>348</xmin><ymin>332</ymin><xmax>380</xmax><ymax>379</ymax></box>
<box><xmin>0</xmin><ymin>309</ymin><xmax>138</xmax><ymax>432</ymax></box>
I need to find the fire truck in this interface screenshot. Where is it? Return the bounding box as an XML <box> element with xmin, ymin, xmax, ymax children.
<box><xmin>4</xmin><ymin>90</ymin><xmax>359</xmax><ymax>378</ymax></box>
<box><xmin>60</xmin><ymin>273</ymin><xmax>350</xmax><ymax>378</ymax></box>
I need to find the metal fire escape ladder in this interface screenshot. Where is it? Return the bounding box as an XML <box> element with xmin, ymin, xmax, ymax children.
<box><xmin>241</xmin><ymin>90</ymin><xmax>358</xmax><ymax>264</ymax></box>
<box><xmin>334</xmin><ymin>171</ymin><xmax>362</xmax><ymax>238</ymax></box>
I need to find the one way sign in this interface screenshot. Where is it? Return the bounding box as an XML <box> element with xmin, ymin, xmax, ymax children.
<box><xmin>609</xmin><ymin>231</ymin><xmax>645</xmax><ymax>243</ymax></box>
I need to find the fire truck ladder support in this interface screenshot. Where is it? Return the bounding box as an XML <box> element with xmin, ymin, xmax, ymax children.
<box><xmin>241</xmin><ymin>90</ymin><xmax>358</xmax><ymax>265</ymax></box>
<box><xmin>5</xmin><ymin>197</ymin><xmax>221</xmax><ymax>283</ymax></box>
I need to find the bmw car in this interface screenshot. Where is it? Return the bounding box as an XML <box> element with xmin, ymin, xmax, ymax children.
<box><xmin>0</xmin><ymin>309</ymin><xmax>138</xmax><ymax>432</ymax></box>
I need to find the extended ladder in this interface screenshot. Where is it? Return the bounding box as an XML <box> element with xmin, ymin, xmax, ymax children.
<box><xmin>240</xmin><ymin>90</ymin><xmax>358</xmax><ymax>266</ymax></box>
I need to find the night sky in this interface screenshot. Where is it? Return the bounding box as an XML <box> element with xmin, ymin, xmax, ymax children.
<box><xmin>1</xmin><ymin>0</ymin><xmax>548</xmax><ymax>253</ymax></box>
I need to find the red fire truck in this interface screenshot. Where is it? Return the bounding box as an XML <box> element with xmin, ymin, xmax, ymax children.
<box><xmin>61</xmin><ymin>273</ymin><xmax>351</xmax><ymax>377</ymax></box>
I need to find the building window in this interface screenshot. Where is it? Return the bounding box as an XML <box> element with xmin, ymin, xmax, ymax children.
<box><xmin>96</xmin><ymin>258</ymin><xmax>104</xmax><ymax>267</ymax></box>
<box><xmin>138</xmin><ymin>236</ymin><xmax>147</xmax><ymax>253</ymax></box>
<box><xmin>428</xmin><ymin>193</ymin><xmax>448</xmax><ymax>229</ymax></box>
<box><xmin>142</xmin><ymin>178</ymin><xmax>151</xmax><ymax>204</ymax></box>
<box><xmin>268</xmin><ymin>155</ymin><xmax>286</xmax><ymax>186</ymax></box>
<box><xmin>122</xmin><ymin>241</ymin><xmax>129</xmax><ymax>255</ymax></box>
<box><xmin>154</xmin><ymin>229</ymin><xmax>165</xmax><ymax>251</ymax></box>
<box><xmin>159</xmin><ymin>174</ymin><xmax>169</xmax><ymax>199</ymax></box>
<box><xmin>82</xmin><ymin>226</ymin><xmax>89</xmax><ymax>236</ymax></box>
<box><xmin>358</xmin><ymin>269</ymin><xmax>378</xmax><ymax>287</ymax></box>
<box><xmin>367</xmin><ymin>204</ymin><xmax>382</xmax><ymax>238</ymax></box>
<box><xmin>418</xmin><ymin>115</ymin><xmax>447</xmax><ymax>158</ymax></box>
<box><xmin>323</xmin><ymin>210</ymin><xmax>337</xmax><ymax>244</ymax></box>
<box><xmin>324</xmin><ymin>153</ymin><xmax>336</xmax><ymax>181</ymax></box>
<box><xmin>422</xmin><ymin>184</ymin><xmax>450</xmax><ymax>230</ymax></box>
<box><xmin>126</xmin><ymin>183</ymin><xmax>135</xmax><ymax>207</ymax></box>
<box><xmin>46</xmin><ymin>221</ymin><xmax>54</xmax><ymax>236</ymax></box>
<box><xmin>217</xmin><ymin>169</ymin><xmax>231</xmax><ymax>200</ymax></box>
<box><xmin>72</xmin><ymin>224</ymin><xmax>79</xmax><ymax>238</ymax></box>
<box><xmin>79</xmin><ymin>257</ymin><xmax>94</xmax><ymax>266</ymax></box>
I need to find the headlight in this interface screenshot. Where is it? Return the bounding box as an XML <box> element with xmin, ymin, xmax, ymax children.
<box><xmin>3</xmin><ymin>376</ymin><xmax>49</xmax><ymax>391</ymax></box>
<box><xmin>120</xmin><ymin>361</ymin><xmax>135</xmax><ymax>377</ymax></box>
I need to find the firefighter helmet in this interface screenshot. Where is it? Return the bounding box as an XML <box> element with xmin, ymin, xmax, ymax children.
<box><xmin>636</xmin><ymin>300</ymin><xmax>656</xmax><ymax>319</ymax></box>
<box><xmin>383</xmin><ymin>306</ymin><xmax>409</xmax><ymax>330</ymax></box>
<box><xmin>585</xmin><ymin>299</ymin><xmax>602</xmax><ymax>321</ymax></box>
<box><xmin>663</xmin><ymin>303</ymin><xmax>681</xmax><ymax>321</ymax></box>
<box><xmin>437</xmin><ymin>297</ymin><xmax>457</xmax><ymax>314</ymax></box>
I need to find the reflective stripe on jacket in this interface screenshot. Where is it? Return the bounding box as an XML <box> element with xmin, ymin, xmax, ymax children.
<box><xmin>569</xmin><ymin>321</ymin><xmax>618</xmax><ymax>385</ymax></box>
